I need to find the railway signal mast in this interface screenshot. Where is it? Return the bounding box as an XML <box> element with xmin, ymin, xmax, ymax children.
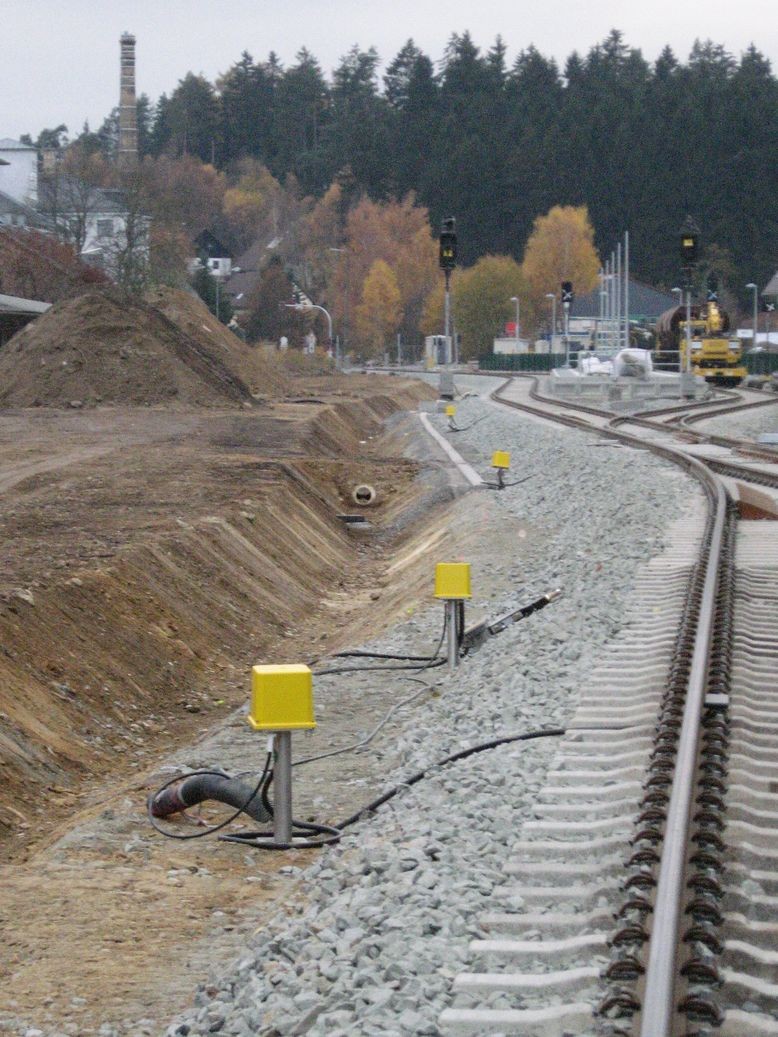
<box><xmin>679</xmin><ymin>216</ymin><xmax>700</xmax><ymax>392</ymax></box>
<box><xmin>561</xmin><ymin>281</ymin><xmax>574</xmax><ymax>367</ymax></box>
<box><xmin>439</xmin><ymin>217</ymin><xmax>457</xmax><ymax>365</ymax></box>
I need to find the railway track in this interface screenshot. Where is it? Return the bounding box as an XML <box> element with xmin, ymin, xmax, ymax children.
<box><xmin>438</xmin><ymin>375</ymin><xmax>778</xmax><ymax>1036</ymax></box>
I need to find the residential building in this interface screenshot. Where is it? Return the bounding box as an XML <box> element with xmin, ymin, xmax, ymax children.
<box><xmin>0</xmin><ymin>138</ymin><xmax>38</xmax><ymax>206</ymax></box>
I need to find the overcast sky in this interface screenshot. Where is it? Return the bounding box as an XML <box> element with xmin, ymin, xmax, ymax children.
<box><xmin>3</xmin><ymin>0</ymin><xmax>777</xmax><ymax>141</ymax></box>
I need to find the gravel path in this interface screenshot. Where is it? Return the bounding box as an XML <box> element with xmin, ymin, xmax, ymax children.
<box><xmin>167</xmin><ymin>380</ymin><xmax>700</xmax><ymax>1037</ymax></box>
<box><xmin>694</xmin><ymin>397</ymin><xmax>778</xmax><ymax>440</ymax></box>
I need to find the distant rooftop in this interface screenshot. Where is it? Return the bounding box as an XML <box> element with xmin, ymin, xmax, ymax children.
<box><xmin>0</xmin><ymin>293</ymin><xmax>52</xmax><ymax>315</ymax></box>
<box><xmin>0</xmin><ymin>138</ymin><xmax>35</xmax><ymax>151</ymax></box>
<box><xmin>573</xmin><ymin>278</ymin><xmax>678</xmax><ymax>322</ymax></box>
<box><xmin>763</xmin><ymin>271</ymin><xmax>778</xmax><ymax>297</ymax></box>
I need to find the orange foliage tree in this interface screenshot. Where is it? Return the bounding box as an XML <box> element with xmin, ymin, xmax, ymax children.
<box><xmin>331</xmin><ymin>194</ymin><xmax>437</xmax><ymax>346</ymax></box>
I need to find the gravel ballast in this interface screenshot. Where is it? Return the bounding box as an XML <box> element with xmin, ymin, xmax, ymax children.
<box><xmin>167</xmin><ymin>377</ymin><xmax>700</xmax><ymax>1037</ymax></box>
<box><xmin>695</xmin><ymin>398</ymin><xmax>778</xmax><ymax>440</ymax></box>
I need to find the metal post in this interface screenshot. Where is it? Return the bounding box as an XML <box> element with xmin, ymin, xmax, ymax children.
<box><xmin>273</xmin><ymin>731</ymin><xmax>293</xmax><ymax>845</ymax></box>
<box><xmin>444</xmin><ymin>270</ymin><xmax>452</xmax><ymax>365</ymax></box>
<box><xmin>754</xmin><ymin>286</ymin><xmax>759</xmax><ymax>347</ymax></box>
<box><xmin>685</xmin><ymin>288</ymin><xmax>693</xmax><ymax>375</ymax></box>
<box><xmin>564</xmin><ymin>303</ymin><xmax>570</xmax><ymax>367</ymax></box>
<box><xmin>511</xmin><ymin>296</ymin><xmax>520</xmax><ymax>346</ymax></box>
<box><xmin>445</xmin><ymin>600</ymin><xmax>459</xmax><ymax>670</ymax></box>
<box><xmin>397</xmin><ymin>333</ymin><xmax>401</xmax><ymax>365</ymax></box>
<box><xmin>215</xmin><ymin>277</ymin><xmax>220</xmax><ymax>323</ymax></box>
<box><xmin>551</xmin><ymin>295</ymin><xmax>556</xmax><ymax>351</ymax></box>
<box><xmin>616</xmin><ymin>243</ymin><xmax>622</xmax><ymax>354</ymax></box>
<box><xmin>614</xmin><ymin>251</ymin><xmax>618</xmax><ymax>350</ymax></box>
<box><xmin>624</xmin><ymin>231</ymin><xmax>630</xmax><ymax>349</ymax></box>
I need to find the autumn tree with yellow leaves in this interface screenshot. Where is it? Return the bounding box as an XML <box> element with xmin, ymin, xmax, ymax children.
<box><xmin>521</xmin><ymin>205</ymin><xmax>600</xmax><ymax>317</ymax></box>
<box><xmin>355</xmin><ymin>259</ymin><xmax>402</xmax><ymax>357</ymax></box>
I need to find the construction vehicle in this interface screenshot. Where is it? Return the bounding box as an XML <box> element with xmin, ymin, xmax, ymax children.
<box><xmin>655</xmin><ymin>300</ymin><xmax>746</xmax><ymax>386</ymax></box>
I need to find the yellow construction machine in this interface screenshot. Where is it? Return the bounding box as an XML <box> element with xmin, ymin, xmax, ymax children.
<box><xmin>655</xmin><ymin>299</ymin><xmax>746</xmax><ymax>387</ymax></box>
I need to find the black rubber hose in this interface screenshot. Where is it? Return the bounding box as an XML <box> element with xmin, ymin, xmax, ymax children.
<box><xmin>150</xmin><ymin>772</ymin><xmax>271</xmax><ymax>824</ymax></box>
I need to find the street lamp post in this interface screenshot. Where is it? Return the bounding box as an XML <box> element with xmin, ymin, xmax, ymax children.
<box><xmin>285</xmin><ymin>303</ymin><xmax>333</xmax><ymax>351</ymax></box>
<box><xmin>510</xmin><ymin>296</ymin><xmax>520</xmax><ymax>351</ymax></box>
<box><xmin>329</xmin><ymin>247</ymin><xmax>350</xmax><ymax>366</ymax></box>
<box><xmin>746</xmin><ymin>283</ymin><xmax>759</xmax><ymax>347</ymax></box>
<box><xmin>544</xmin><ymin>292</ymin><xmax>556</xmax><ymax>351</ymax></box>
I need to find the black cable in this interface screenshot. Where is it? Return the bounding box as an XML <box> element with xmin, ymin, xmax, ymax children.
<box><xmin>455</xmin><ymin>599</ymin><xmax>465</xmax><ymax>647</ymax></box>
<box><xmin>146</xmin><ymin>754</ymin><xmax>272</xmax><ymax>841</ymax></box>
<box><xmin>314</xmin><ymin>658</ymin><xmax>447</xmax><ymax>677</ymax></box>
<box><xmin>335</xmin><ymin>727</ymin><xmax>566</xmax><ymax>830</ymax></box>
<box><xmin>314</xmin><ymin>612</ymin><xmax>450</xmax><ymax>676</ymax></box>
<box><xmin>333</xmin><ymin>650</ymin><xmax>440</xmax><ymax>662</ymax></box>
<box><xmin>501</xmin><ymin>474</ymin><xmax>535</xmax><ymax>488</ymax></box>
<box><xmin>486</xmin><ymin>474</ymin><xmax>534</xmax><ymax>490</ymax></box>
<box><xmin>147</xmin><ymin>726</ymin><xmax>566</xmax><ymax>851</ymax></box>
<box><xmin>223</xmin><ymin>726</ymin><xmax>566</xmax><ymax>849</ymax></box>
<box><xmin>447</xmin><ymin>416</ymin><xmax>487</xmax><ymax>433</ymax></box>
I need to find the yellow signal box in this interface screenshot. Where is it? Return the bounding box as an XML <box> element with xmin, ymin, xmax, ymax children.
<box><xmin>434</xmin><ymin>562</ymin><xmax>472</xmax><ymax>600</ymax></box>
<box><xmin>492</xmin><ymin>451</ymin><xmax>510</xmax><ymax>470</ymax></box>
<box><xmin>249</xmin><ymin>664</ymin><xmax>316</xmax><ymax>732</ymax></box>
<box><xmin>445</xmin><ymin>404</ymin><xmax>456</xmax><ymax>417</ymax></box>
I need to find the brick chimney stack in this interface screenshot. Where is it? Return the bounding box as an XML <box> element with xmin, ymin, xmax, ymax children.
<box><xmin>118</xmin><ymin>32</ymin><xmax>138</xmax><ymax>172</ymax></box>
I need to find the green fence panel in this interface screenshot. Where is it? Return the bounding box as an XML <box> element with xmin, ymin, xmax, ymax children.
<box><xmin>478</xmin><ymin>353</ymin><xmax>566</xmax><ymax>372</ymax></box>
<box><xmin>744</xmin><ymin>352</ymin><xmax>778</xmax><ymax>375</ymax></box>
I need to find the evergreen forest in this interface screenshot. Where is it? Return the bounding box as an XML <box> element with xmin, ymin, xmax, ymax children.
<box><xmin>25</xmin><ymin>30</ymin><xmax>778</xmax><ymax>304</ymax></box>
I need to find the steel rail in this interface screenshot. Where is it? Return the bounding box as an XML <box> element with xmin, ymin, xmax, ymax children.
<box><xmin>639</xmin><ymin>473</ymin><xmax>727</xmax><ymax>1036</ymax></box>
<box><xmin>490</xmin><ymin>375</ymin><xmax>730</xmax><ymax>1036</ymax></box>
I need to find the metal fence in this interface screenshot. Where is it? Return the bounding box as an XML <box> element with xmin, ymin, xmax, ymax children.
<box><xmin>478</xmin><ymin>353</ymin><xmax>567</xmax><ymax>372</ymax></box>
<box><xmin>479</xmin><ymin>350</ymin><xmax>778</xmax><ymax>378</ymax></box>
<box><xmin>744</xmin><ymin>352</ymin><xmax>778</xmax><ymax>375</ymax></box>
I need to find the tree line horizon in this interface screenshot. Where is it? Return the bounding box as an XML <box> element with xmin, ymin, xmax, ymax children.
<box><xmin>21</xmin><ymin>28</ymin><xmax>777</xmax><ymax>341</ymax></box>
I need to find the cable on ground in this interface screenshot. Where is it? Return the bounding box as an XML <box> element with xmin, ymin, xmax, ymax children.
<box><xmin>147</xmin><ymin>726</ymin><xmax>566</xmax><ymax>851</ymax></box>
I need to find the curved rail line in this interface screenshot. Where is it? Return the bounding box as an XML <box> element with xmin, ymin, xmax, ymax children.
<box><xmin>439</xmin><ymin>374</ymin><xmax>777</xmax><ymax>1036</ymax></box>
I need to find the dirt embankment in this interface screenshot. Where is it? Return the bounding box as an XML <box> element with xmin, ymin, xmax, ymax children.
<box><xmin>0</xmin><ymin>286</ymin><xmax>292</xmax><ymax>408</ymax></box>
<box><xmin>0</xmin><ymin>378</ymin><xmax>432</xmax><ymax>862</ymax></box>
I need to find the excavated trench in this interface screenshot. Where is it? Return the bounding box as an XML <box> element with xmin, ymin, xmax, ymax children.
<box><xmin>0</xmin><ymin>376</ymin><xmax>514</xmax><ymax>1036</ymax></box>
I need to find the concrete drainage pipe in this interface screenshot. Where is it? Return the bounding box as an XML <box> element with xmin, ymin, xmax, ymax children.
<box><xmin>352</xmin><ymin>484</ymin><xmax>377</xmax><ymax>506</ymax></box>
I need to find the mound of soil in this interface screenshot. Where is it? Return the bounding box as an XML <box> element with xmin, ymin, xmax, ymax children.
<box><xmin>0</xmin><ymin>287</ymin><xmax>291</xmax><ymax>408</ymax></box>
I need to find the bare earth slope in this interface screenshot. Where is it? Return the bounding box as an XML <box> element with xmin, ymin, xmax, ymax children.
<box><xmin>0</xmin><ymin>287</ymin><xmax>291</xmax><ymax>408</ymax></box>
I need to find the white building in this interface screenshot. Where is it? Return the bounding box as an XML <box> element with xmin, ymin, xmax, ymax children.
<box><xmin>0</xmin><ymin>138</ymin><xmax>38</xmax><ymax>206</ymax></box>
<box><xmin>37</xmin><ymin>176</ymin><xmax>149</xmax><ymax>275</ymax></box>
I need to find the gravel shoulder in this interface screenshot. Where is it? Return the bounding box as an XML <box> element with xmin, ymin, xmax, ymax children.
<box><xmin>162</xmin><ymin>379</ymin><xmax>701</xmax><ymax>1037</ymax></box>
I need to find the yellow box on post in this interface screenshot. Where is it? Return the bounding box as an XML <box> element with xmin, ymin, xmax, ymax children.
<box><xmin>492</xmin><ymin>450</ymin><xmax>511</xmax><ymax>470</ymax></box>
<box><xmin>445</xmin><ymin>404</ymin><xmax>456</xmax><ymax>417</ymax></box>
<box><xmin>249</xmin><ymin>664</ymin><xmax>316</xmax><ymax>731</ymax></box>
<box><xmin>434</xmin><ymin>562</ymin><xmax>471</xmax><ymax>600</ymax></box>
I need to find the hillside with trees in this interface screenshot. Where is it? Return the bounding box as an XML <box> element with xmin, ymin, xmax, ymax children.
<box><xmin>22</xmin><ymin>29</ymin><xmax>778</xmax><ymax>350</ymax></box>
